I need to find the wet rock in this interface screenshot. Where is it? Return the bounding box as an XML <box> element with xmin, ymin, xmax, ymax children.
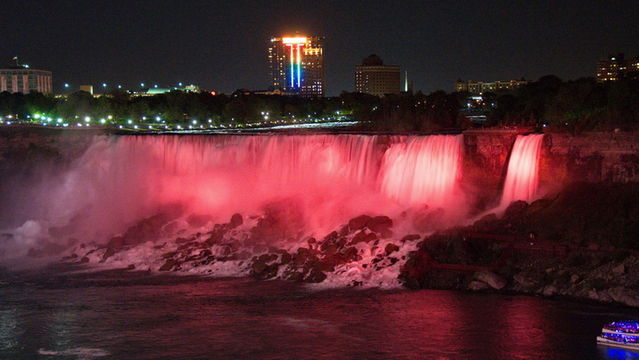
<box><xmin>80</xmin><ymin>256</ymin><xmax>89</xmax><ymax>263</ymax></box>
<box><xmin>503</xmin><ymin>200</ymin><xmax>529</xmax><ymax>219</ymax></box>
<box><xmin>175</xmin><ymin>237</ymin><xmax>190</xmax><ymax>244</ymax></box>
<box><xmin>513</xmin><ymin>272</ymin><xmax>538</xmax><ymax>288</ymax></box>
<box><xmin>367</xmin><ymin>216</ymin><xmax>393</xmax><ymax>233</ymax></box>
<box><xmin>400</xmin><ymin>234</ymin><xmax>421</xmax><ymax>243</ymax></box>
<box><xmin>251</xmin><ymin>253</ymin><xmax>279</xmax><ymax>279</ymax></box>
<box><xmin>607</xmin><ymin>287</ymin><xmax>639</xmax><ymax>307</ymax></box>
<box><xmin>305</xmin><ymin>270</ymin><xmax>327</xmax><ymax>283</ymax></box>
<box><xmin>468</xmin><ymin>280</ymin><xmax>489</xmax><ymax>291</ymax></box>
<box><xmin>159</xmin><ymin>259</ymin><xmax>177</xmax><ymax>271</ymax></box>
<box><xmin>586</xmin><ymin>243</ymin><xmax>600</xmax><ymax>251</ymax></box>
<box><xmin>473</xmin><ymin>213</ymin><xmax>499</xmax><ymax>228</ymax></box>
<box><xmin>570</xmin><ymin>274</ymin><xmax>580</xmax><ymax>284</ymax></box>
<box><xmin>351</xmin><ymin>231</ymin><xmax>378</xmax><ymax>245</ymax></box>
<box><xmin>186</xmin><ymin>214</ymin><xmax>213</xmax><ymax>228</ymax></box>
<box><xmin>474</xmin><ymin>271</ymin><xmax>506</xmax><ymax>290</ymax></box>
<box><xmin>348</xmin><ymin>215</ymin><xmax>372</xmax><ymax>232</ymax></box>
<box><xmin>542</xmin><ymin>285</ymin><xmax>558</xmax><ymax>297</ymax></box>
<box><xmin>162</xmin><ymin>251</ymin><xmax>177</xmax><ymax>259</ymax></box>
<box><xmin>613</xmin><ymin>264</ymin><xmax>625</xmax><ymax>275</ymax></box>
<box><xmin>413</xmin><ymin>208</ymin><xmax>446</xmax><ymax>232</ymax></box>
<box><xmin>229</xmin><ymin>213</ymin><xmax>243</xmax><ymax>228</ymax></box>
<box><xmin>587</xmin><ymin>290</ymin><xmax>613</xmax><ymax>303</ymax></box>
<box><xmin>385</xmin><ymin>243</ymin><xmax>400</xmax><ymax>255</ymax></box>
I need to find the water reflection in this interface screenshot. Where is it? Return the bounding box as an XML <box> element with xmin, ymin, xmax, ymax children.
<box><xmin>2</xmin><ymin>269</ymin><xmax>639</xmax><ymax>359</ymax></box>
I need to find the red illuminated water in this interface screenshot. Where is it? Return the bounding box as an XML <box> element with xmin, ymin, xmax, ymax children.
<box><xmin>500</xmin><ymin>134</ymin><xmax>544</xmax><ymax>208</ymax></box>
<box><xmin>25</xmin><ymin>134</ymin><xmax>465</xmax><ymax>245</ymax></box>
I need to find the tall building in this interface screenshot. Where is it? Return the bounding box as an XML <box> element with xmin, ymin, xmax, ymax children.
<box><xmin>454</xmin><ymin>79</ymin><xmax>528</xmax><ymax>94</ymax></box>
<box><xmin>354</xmin><ymin>54</ymin><xmax>400</xmax><ymax>96</ymax></box>
<box><xmin>0</xmin><ymin>64</ymin><xmax>52</xmax><ymax>94</ymax></box>
<box><xmin>597</xmin><ymin>53</ymin><xmax>639</xmax><ymax>82</ymax></box>
<box><xmin>268</xmin><ymin>35</ymin><xmax>325</xmax><ymax>97</ymax></box>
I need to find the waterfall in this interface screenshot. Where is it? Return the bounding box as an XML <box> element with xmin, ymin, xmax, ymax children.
<box><xmin>1</xmin><ymin>134</ymin><xmax>465</xmax><ymax>244</ymax></box>
<box><xmin>379</xmin><ymin>135</ymin><xmax>463</xmax><ymax>207</ymax></box>
<box><xmin>500</xmin><ymin>134</ymin><xmax>544</xmax><ymax>207</ymax></box>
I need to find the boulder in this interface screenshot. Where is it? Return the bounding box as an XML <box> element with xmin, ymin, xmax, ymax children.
<box><xmin>348</xmin><ymin>215</ymin><xmax>372</xmax><ymax>232</ymax></box>
<box><xmin>159</xmin><ymin>259</ymin><xmax>177</xmax><ymax>271</ymax></box>
<box><xmin>513</xmin><ymin>272</ymin><xmax>538</xmax><ymax>288</ymax></box>
<box><xmin>305</xmin><ymin>270</ymin><xmax>327</xmax><ymax>283</ymax></box>
<box><xmin>474</xmin><ymin>271</ymin><xmax>506</xmax><ymax>290</ymax></box>
<box><xmin>351</xmin><ymin>231</ymin><xmax>378</xmax><ymax>245</ymax></box>
<box><xmin>503</xmin><ymin>200</ymin><xmax>529</xmax><ymax>219</ymax></box>
<box><xmin>607</xmin><ymin>287</ymin><xmax>639</xmax><ymax>307</ymax></box>
<box><xmin>468</xmin><ymin>280</ymin><xmax>489</xmax><ymax>291</ymax></box>
<box><xmin>186</xmin><ymin>214</ymin><xmax>213</xmax><ymax>228</ymax></box>
<box><xmin>542</xmin><ymin>285</ymin><xmax>558</xmax><ymax>297</ymax></box>
<box><xmin>367</xmin><ymin>216</ymin><xmax>393</xmax><ymax>233</ymax></box>
<box><xmin>229</xmin><ymin>213</ymin><xmax>243</xmax><ymax>228</ymax></box>
<box><xmin>613</xmin><ymin>264</ymin><xmax>625</xmax><ymax>275</ymax></box>
<box><xmin>385</xmin><ymin>243</ymin><xmax>400</xmax><ymax>255</ymax></box>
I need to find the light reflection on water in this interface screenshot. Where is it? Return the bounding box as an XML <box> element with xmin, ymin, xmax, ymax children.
<box><xmin>1</xmin><ymin>267</ymin><xmax>639</xmax><ymax>359</ymax></box>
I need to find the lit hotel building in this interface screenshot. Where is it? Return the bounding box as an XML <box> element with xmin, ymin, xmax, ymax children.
<box><xmin>354</xmin><ymin>54</ymin><xmax>400</xmax><ymax>96</ymax></box>
<box><xmin>597</xmin><ymin>53</ymin><xmax>639</xmax><ymax>82</ymax></box>
<box><xmin>0</xmin><ymin>65</ymin><xmax>52</xmax><ymax>94</ymax></box>
<box><xmin>455</xmin><ymin>79</ymin><xmax>528</xmax><ymax>94</ymax></box>
<box><xmin>268</xmin><ymin>35</ymin><xmax>325</xmax><ymax>97</ymax></box>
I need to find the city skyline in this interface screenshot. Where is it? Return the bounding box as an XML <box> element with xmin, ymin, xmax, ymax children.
<box><xmin>2</xmin><ymin>1</ymin><xmax>639</xmax><ymax>95</ymax></box>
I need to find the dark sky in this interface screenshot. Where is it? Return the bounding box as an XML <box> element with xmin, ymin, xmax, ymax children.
<box><xmin>3</xmin><ymin>0</ymin><xmax>638</xmax><ymax>95</ymax></box>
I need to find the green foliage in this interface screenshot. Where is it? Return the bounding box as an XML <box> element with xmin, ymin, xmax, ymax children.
<box><xmin>486</xmin><ymin>76</ymin><xmax>639</xmax><ymax>132</ymax></box>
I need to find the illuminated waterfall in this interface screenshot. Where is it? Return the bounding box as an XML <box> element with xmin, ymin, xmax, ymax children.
<box><xmin>500</xmin><ymin>134</ymin><xmax>544</xmax><ymax>207</ymax></box>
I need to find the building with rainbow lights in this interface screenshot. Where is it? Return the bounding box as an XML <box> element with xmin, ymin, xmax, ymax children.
<box><xmin>268</xmin><ymin>35</ymin><xmax>325</xmax><ymax>97</ymax></box>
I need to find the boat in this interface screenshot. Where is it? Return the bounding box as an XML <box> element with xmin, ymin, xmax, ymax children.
<box><xmin>597</xmin><ymin>320</ymin><xmax>639</xmax><ymax>350</ymax></box>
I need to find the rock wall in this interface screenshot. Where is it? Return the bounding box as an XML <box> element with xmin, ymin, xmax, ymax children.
<box><xmin>462</xmin><ymin>130</ymin><xmax>639</xmax><ymax>206</ymax></box>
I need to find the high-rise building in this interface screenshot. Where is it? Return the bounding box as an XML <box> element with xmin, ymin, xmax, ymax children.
<box><xmin>454</xmin><ymin>79</ymin><xmax>528</xmax><ymax>94</ymax></box>
<box><xmin>354</xmin><ymin>54</ymin><xmax>400</xmax><ymax>96</ymax></box>
<box><xmin>0</xmin><ymin>64</ymin><xmax>52</xmax><ymax>94</ymax></box>
<box><xmin>597</xmin><ymin>53</ymin><xmax>639</xmax><ymax>82</ymax></box>
<box><xmin>268</xmin><ymin>35</ymin><xmax>325</xmax><ymax>97</ymax></box>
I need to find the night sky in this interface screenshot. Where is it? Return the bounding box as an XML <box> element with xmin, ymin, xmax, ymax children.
<box><xmin>2</xmin><ymin>0</ymin><xmax>638</xmax><ymax>95</ymax></box>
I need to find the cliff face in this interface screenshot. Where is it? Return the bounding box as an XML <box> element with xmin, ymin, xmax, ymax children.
<box><xmin>0</xmin><ymin>127</ymin><xmax>103</xmax><ymax>173</ymax></box>
<box><xmin>462</xmin><ymin>130</ymin><xmax>639</xmax><ymax>207</ymax></box>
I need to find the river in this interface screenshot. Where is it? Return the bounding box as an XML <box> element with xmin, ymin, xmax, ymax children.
<box><xmin>1</xmin><ymin>265</ymin><xmax>638</xmax><ymax>359</ymax></box>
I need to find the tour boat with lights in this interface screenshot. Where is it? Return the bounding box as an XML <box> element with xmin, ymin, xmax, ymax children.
<box><xmin>597</xmin><ymin>321</ymin><xmax>639</xmax><ymax>350</ymax></box>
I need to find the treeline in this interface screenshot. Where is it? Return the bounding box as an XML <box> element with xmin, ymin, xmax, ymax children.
<box><xmin>483</xmin><ymin>75</ymin><xmax>639</xmax><ymax>132</ymax></box>
<box><xmin>0</xmin><ymin>88</ymin><xmax>463</xmax><ymax>131</ymax></box>
<box><xmin>0</xmin><ymin>90</ymin><xmax>348</xmax><ymax>124</ymax></box>
<box><xmin>1</xmin><ymin>75</ymin><xmax>638</xmax><ymax>132</ymax></box>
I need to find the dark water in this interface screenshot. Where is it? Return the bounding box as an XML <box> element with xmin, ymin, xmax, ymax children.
<box><xmin>1</xmin><ymin>266</ymin><xmax>639</xmax><ymax>360</ymax></box>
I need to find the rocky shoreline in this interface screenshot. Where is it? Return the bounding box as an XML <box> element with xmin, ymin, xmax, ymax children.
<box><xmin>401</xmin><ymin>183</ymin><xmax>639</xmax><ymax>307</ymax></box>
<box><xmin>45</xmin><ymin>182</ymin><xmax>639</xmax><ymax>308</ymax></box>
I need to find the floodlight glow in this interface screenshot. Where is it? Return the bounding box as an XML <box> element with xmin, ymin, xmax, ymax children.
<box><xmin>282</xmin><ymin>37</ymin><xmax>307</xmax><ymax>44</ymax></box>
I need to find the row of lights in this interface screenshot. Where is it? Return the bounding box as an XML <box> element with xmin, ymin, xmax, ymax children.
<box><xmin>62</xmin><ymin>82</ymin><xmax>195</xmax><ymax>89</ymax></box>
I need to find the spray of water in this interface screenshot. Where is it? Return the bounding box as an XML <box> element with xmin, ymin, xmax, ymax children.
<box><xmin>0</xmin><ymin>134</ymin><xmax>468</xmax><ymax>262</ymax></box>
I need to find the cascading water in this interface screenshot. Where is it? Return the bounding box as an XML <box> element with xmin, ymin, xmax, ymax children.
<box><xmin>0</xmin><ymin>134</ymin><xmax>467</xmax><ymax>287</ymax></box>
<box><xmin>500</xmin><ymin>134</ymin><xmax>544</xmax><ymax>208</ymax></box>
<box><xmin>380</xmin><ymin>135</ymin><xmax>463</xmax><ymax>207</ymax></box>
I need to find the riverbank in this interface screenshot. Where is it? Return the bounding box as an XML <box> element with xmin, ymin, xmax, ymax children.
<box><xmin>401</xmin><ymin>182</ymin><xmax>639</xmax><ymax>307</ymax></box>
